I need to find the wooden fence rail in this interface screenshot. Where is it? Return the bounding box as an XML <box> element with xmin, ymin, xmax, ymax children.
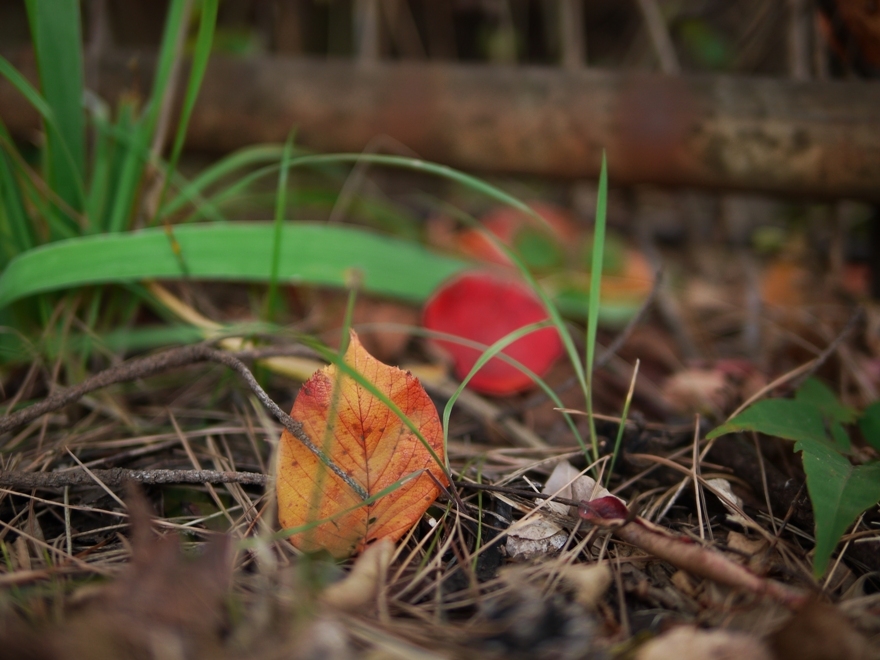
<box><xmin>3</xmin><ymin>48</ymin><xmax>880</xmax><ymax>200</ymax></box>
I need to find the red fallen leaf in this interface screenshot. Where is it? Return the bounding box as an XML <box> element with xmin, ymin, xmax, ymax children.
<box><xmin>422</xmin><ymin>271</ymin><xmax>563</xmax><ymax>396</ymax></box>
<box><xmin>457</xmin><ymin>202</ymin><xmax>578</xmax><ymax>269</ymax></box>
<box><xmin>276</xmin><ymin>330</ymin><xmax>447</xmax><ymax>558</ymax></box>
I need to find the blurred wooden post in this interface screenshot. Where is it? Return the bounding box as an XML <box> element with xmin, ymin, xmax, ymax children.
<box><xmin>559</xmin><ymin>0</ymin><xmax>585</xmax><ymax>70</ymax></box>
<box><xmin>354</xmin><ymin>0</ymin><xmax>381</xmax><ymax>63</ymax></box>
<box><xmin>273</xmin><ymin>0</ymin><xmax>305</xmax><ymax>55</ymax></box>
<box><xmin>635</xmin><ymin>0</ymin><xmax>680</xmax><ymax>74</ymax></box>
<box><xmin>788</xmin><ymin>0</ymin><xmax>811</xmax><ymax>80</ymax></box>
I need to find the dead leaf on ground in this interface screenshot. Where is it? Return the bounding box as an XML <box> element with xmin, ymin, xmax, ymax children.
<box><xmin>558</xmin><ymin>564</ymin><xmax>613</xmax><ymax>610</ymax></box>
<box><xmin>663</xmin><ymin>368</ymin><xmax>732</xmax><ymax>417</ymax></box>
<box><xmin>277</xmin><ymin>330</ymin><xmax>447</xmax><ymax>558</ymax></box>
<box><xmin>321</xmin><ymin>538</ymin><xmax>394</xmax><ymax>611</ymax></box>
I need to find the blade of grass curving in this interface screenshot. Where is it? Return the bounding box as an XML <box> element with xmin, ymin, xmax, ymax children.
<box><xmin>266</xmin><ymin>133</ymin><xmax>295</xmax><ymax>323</ymax></box>
<box><xmin>151</xmin><ymin>0</ymin><xmax>219</xmax><ymax>225</ymax></box>
<box><xmin>390</xmin><ymin>323</ymin><xmax>583</xmax><ymax>448</ymax></box>
<box><xmin>439</xmin><ymin>321</ymin><xmax>588</xmax><ymax>458</ymax></box>
<box><xmin>278</xmin><ymin>154</ymin><xmax>591</xmax><ymax>429</ymax></box>
<box><xmin>162</xmin><ymin>151</ymin><xmax>592</xmax><ymax>453</ymax></box>
<box><xmin>24</xmin><ymin>0</ymin><xmax>86</xmax><ymax>220</ymax></box>
<box><xmin>584</xmin><ymin>152</ymin><xmax>609</xmax><ymax>463</ymax></box>
<box><xmin>159</xmin><ymin>144</ymin><xmax>286</xmax><ymax>218</ymax></box>
<box><xmin>178</xmin><ymin>162</ymin><xmax>281</xmax><ymax>224</ymax></box>
<box><xmin>142</xmin><ymin>0</ymin><xmax>192</xmax><ymax>153</ymax></box>
<box><xmin>471</xmin><ymin>458</ymin><xmax>486</xmax><ymax>573</ymax></box>
<box><xmin>0</xmin><ymin>222</ymin><xmax>467</xmax><ymax>309</ymax></box>
<box><xmin>85</xmin><ymin>102</ymin><xmax>115</xmax><ymax>233</ymax></box>
<box><xmin>0</xmin><ymin>55</ymin><xmax>54</xmax><ymax>119</ymax></box>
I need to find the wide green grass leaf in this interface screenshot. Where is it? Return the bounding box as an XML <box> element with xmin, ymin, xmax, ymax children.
<box><xmin>26</xmin><ymin>0</ymin><xmax>86</xmax><ymax>228</ymax></box>
<box><xmin>106</xmin><ymin>0</ymin><xmax>191</xmax><ymax>233</ymax></box>
<box><xmin>0</xmin><ymin>222</ymin><xmax>467</xmax><ymax>309</ymax></box>
<box><xmin>152</xmin><ymin>0</ymin><xmax>219</xmax><ymax>224</ymax></box>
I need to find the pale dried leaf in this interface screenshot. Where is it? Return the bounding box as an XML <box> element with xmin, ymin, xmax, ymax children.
<box><xmin>322</xmin><ymin>538</ymin><xmax>394</xmax><ymax>611</ymax></box>
<box><xmin>636</xmin><ymin>626</ymin><xmax>773</xmax><ymax>660</ymax></box>
<box><xmin>558</xmin><ymin>564</ymin><xmax>612</xmax><ymax>609</ymax></box>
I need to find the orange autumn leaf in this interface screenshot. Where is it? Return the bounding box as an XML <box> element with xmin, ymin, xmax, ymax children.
<box><xmin>276</xmin><ymin>330</ymin><xmax>447</xmax><ymax>558</ymax></box>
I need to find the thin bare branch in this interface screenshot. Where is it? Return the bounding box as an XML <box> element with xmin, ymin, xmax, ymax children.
<box><xmin>0</xmin><ymin>468</ymin><xmax>268</xmax><ymax>490</ymax></box>
<box><xmin>0</xmin><ymin>343</ymin><xmax>368</xmax><ymax>500</ymax></box>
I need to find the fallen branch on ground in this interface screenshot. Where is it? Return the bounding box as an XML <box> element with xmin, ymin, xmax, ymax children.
<box><xmin>0</xmin><ymin>342</ymin><xmax>366</xmax><ymax>499</ymax></box>
<box><xmin>579</xmin><ymin>496</ymin><xmax>808</xmax><ymax>608</ymax></box>
<box><xmin>0</xmin><ymin>468</ymin><xmax>268</xmax><ymax>490</ymax></box>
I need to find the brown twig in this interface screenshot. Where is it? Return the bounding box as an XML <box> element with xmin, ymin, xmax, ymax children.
<box><xmin>579</xmin><ymin>496</ymin><xmax>808</xmax><ymax>608</ymax></box>
<box><xmin>0</xmin><ymin>468</ymin><xmax>268</xmax><ymax>490</ymax></box>
<box><xmin>0</xmin><ymin>342</ymin><xmax>368</xmax><ymax>500</ymax></box>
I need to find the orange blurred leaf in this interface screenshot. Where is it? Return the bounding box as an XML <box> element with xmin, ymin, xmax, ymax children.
<box><xmin>276</xmin><ymin>330</ymin><xmax>447</xmax><ymax>558</ymax></box>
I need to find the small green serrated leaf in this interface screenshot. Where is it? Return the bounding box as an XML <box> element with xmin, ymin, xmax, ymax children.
<box><xmin>797</xmin><ymin>439</ymin><xmax>880</xmax><ymax>577</ymax></box>
<box><xmin>859</xmin><ymin>402</ymin><xmax>880</xmax><ymax>453</ymax></box>
<box><xmin>706</xmin><ymin>399</ymin><xmax>827</xmax><ymax>443</ymax></box>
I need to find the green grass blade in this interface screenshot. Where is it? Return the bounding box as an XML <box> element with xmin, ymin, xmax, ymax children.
<box><xmin>105</xmin><ymin>0</ymin><xmax>190</xmax><ymax>233</ymax></box>
<box><xmin>0</xmin><ymin>222</ymin><xmax>467</xmax><ymax>309</ymax></box>
<box><xmin>152</xmin><ymin>0</ymin><xmax>219</xmax><ymax>224</ymax></box>
<box><xmin>438</xmin><ymin>321</ymin><xmax>589</xmax><ymax>458</ymax></box>
<box><xmin>0</xmin><ymin>57</ymin><xmax>82</xmax><ymax>239</ymax></box>
<box><xmin>606</xmin><ymin>359</ymin><xmax>638</xmax><ymax>486</ymax></box>
<box><xmin>143</xmin><ymin>0</ymin><xmax>190</xmax><ymax>141</ymax></box>
<box><xmin>0</xmin><ymin>157</ymin><xmax>33</xmax><ymax>264</ymax></box>
<box><xmin>103</xmin><ymin>96</ymin><xmax>151</xmax><ymax>233</ymax></box>
<box><xmin>159</xmin><ymin>144</ymin><xmax>287</xmax><ymax>218</ymax></box>
<box><xmin>0</xmin><ymin>126</ymin><xmax>35</xmax><ymax>260</ymax></box>
<box><xmin>86</xmin><ymin>111</ymin><xmax>114</xmax><ymax>233</ymax></box>
<box><xmin>25</xmin><ymin>0</ymin><xmax>86</xmax><ymax>223</ymax></box>
<box><xmin>584</xmin><ymin>152</ymin><xmax>609</xmax><ymax>462</ymax></box>
<box><xmin>0</xmin><ymin>54</ymin><xmax>54</xmax><ymax>119</ymax></box>
<box><xmin>266</xmin><ymin>134</ymin><xmax>295</xmax><ymax>322</ymax></box>
<box><xmin>276</xmin><ymin>155</ymin><xmax>591</xmax><ymax>404</ymax></box>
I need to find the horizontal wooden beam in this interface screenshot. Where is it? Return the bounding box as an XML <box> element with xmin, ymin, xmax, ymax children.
<box><xmin>4</xmin><ymin>49</ymin><xmax>880</xmax><ymax>200</ymax></box>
